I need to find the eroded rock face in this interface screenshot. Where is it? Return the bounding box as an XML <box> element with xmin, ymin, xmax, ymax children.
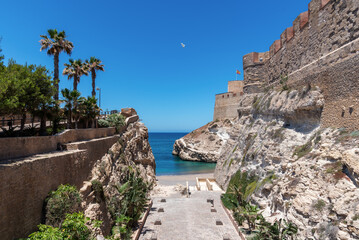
<box><xmin>178</xmin><ymin>89</ymin><xmax>359</xmax><ymax>239</ymax></box>
<box><xmin>172</xmin><ymin>120</ymin><xmax>239</xmax><ymax>162</ymax></box>
<box><xmin>80</xmin><ymin>121</ymin><xmax>156</xmax><ymax>236</ymax></box>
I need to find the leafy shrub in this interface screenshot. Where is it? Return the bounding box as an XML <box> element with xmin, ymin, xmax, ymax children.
<box><xmin>106</xmin><ymin>114</ymin><xmax>126</xmax><ymax>132</ymax></box>
<box><xmin>116</xmin><ymin>168</ymin><xmax>149</xmax><ymax>227</ymax></box>
<box><xmin>313</xmin><ymin>199</ymin><xmax>326</xmax><ymax>212</ymax></box>
<box><xmin>112</xmin><ymin>215</ymin><xmax>132</xmax><ymax>240</ymax></box>
<box><xmin>45</xmin><ymin>184</ymin><xmax>82</xmax><ymax>227</ymax></box>
<box><xmin>98</xmin><ymin>119</ymin><xmax>110</xmax><ymax>128</ymax></box>
<box><xmin>253</xmin><ymin>218</ymin><xmax>298</xmax><ymax>240</ymax></box>
<box><xmin>61</xmin><ymin>212</ymin><xmax>91</xmax><ymax>240</ymax></box>
<box><xmin>91</xmin><ymin>179</ymin><xmax>104</xmax><ymax>203</ymax></box>
<box><xmin>28</xmin><ymin>212</ymin><xmax>99</xmax><ymax>240</ymax></box>
<box><xmin>28</xmin><ymin>224</ymin><xmax>63</xmax><ymax>239</ymax></box>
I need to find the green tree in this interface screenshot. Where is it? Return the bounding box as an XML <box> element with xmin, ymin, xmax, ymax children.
<box><xmin>63</xmin><ymin>59</ymin><xmax>89</xmax><ymax>91</ymax></box>
<box><xmin>78</xmin><ymin>96</ymin><xmax>100</xmax><ymax>128</ymax></box>
<box><xmin>0</xmin><ymin>37</ymin><xmax>4</xmax><ymax>70</ymax></box>
<box><xmin>86</xmin><ymin>57</ymin><xmax>104</xmax><ymax>97</ymax></box>
<box><xmin>0</xmin><ymin>60</ymin><xmax>54</xmax><ymax>135</ymax></box>
<box><xmin>61</xmin><ymin>88</ymin><xmax>81</xmax><ymax>129</ymax></box>
<box><xmin>40</xmin><ymin>29</ymin><xmax>73</xmax><ymax>101</ymax></box>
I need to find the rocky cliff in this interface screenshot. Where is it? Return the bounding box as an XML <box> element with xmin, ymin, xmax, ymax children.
<box><xmin>173</xmin><ymin>88</ymin><xmax>359</xmax><ymax>239</ymax></box>
<box><xmin>80</xmin><ymin>120</ymin><xmax>156</xmax><ymax>236</ymax></box>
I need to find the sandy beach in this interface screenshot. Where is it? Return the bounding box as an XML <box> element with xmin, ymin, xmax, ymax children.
<box><xmin>156</xmin><ymin>172</ymin><xmax>214</xmax><ymax>186</ymax></box>
<box><xmin>150</xmin><ymin>172</ymin><xmax>217</xmax><ymax>198</ymax></box>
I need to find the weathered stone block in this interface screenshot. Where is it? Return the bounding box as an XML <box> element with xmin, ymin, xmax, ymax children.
<box><xmin>286</xmin><ymin>27</ymin><xmax>294</xmax><ymax>41</ymax></box>
<box><xmin>300</xmin><ymin>11</ymin><xmax>309</xmax><ymax>29</ymax></box>
<box><xmin>274</xmin><ymin>40</ymin><xmax>282</xmax><ymax>53</ymax></box>
<box><xmin>321</xmin><ymin>0</ymin><xmax>330</xmax><ymax>8</ymax></box>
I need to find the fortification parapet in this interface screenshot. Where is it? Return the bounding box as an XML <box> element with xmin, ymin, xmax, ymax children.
<box><xmin>215</xmin><ymin>0</ymin><xmax>359</xmax><ymax>128</ymax></box>
<box><xmin>243</xmin><ymin>52</ymin><xmax>269</xmax><ymax>68</ymax></box>
<box><xmin>239</xmin><ymin>0</ymin><xmax>359</xmax><ymax>129</ymax></box>
<box><xmin>242</xmin><ymin>0</ymin><xmax>359</xmax><ymax>89</ymax></box>
<box><xmin>243</xmin><ymin>52</ymin><xmax>269</xmax><ymax>93</ymax></box>
<box><xmin>228</xmin><ymin>80</ymin><xmax>244</xmax><ymax>93</ymax></box>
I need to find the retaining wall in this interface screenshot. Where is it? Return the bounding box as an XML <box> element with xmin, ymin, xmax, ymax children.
<box><xmin>0</xmin><ymin>135</ymin><xmax>119</xmax><ymax>239</ymax></box>
<box><xmin>0</xmin><ymin>127</ymin><xmax>116</xmax><ymax>161</ymax></box>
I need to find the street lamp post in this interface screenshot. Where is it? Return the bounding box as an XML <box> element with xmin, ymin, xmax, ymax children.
<box><xmin>96</xmin><ymin>87</ymin><xmax>101</xmax><ymax>113</ymax></box>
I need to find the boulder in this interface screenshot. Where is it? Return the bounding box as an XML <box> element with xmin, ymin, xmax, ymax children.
<box><xmin>120</xmin><ymin>108</ymin><xmax>137</xmax><ymax>118</ymax></box>
<box><xmin>126</xmin><ymin>115</ymin><xmax>139</xmax><ymax>126</ymax></box>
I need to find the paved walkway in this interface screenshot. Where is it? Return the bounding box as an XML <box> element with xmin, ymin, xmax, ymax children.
<box><xmin>139</xmin><ymin>190</ymin><xmax>241</xmax><ymax>240</ymax></box>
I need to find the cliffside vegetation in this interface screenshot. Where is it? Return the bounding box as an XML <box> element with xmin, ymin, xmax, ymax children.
<box><xmin>26</xmin><ymin>167</ymin><xmax>150</xmax><ymax>240</ymax></box>
<box><xmin>221</xmin><ymin>170</ymin><xmax>298</xmax><ymax>239</ymax></box>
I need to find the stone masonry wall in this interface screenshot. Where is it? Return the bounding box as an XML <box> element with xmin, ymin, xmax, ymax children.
<box><xmin>213</xmin><ymin>92</ymin><xmax>242</xmax><ymax>120</ymax></box>
<box><xmin>0</xmin><ymin>135</ymin><xmax>119</xmax><ymax>239</ymax></box>
<box><xmin>241</xmin><ymin>0</ymin><xmax>359</xmax><ymax>129</ymax></box>
<box><xmin>228</xmin><ymin>80</ymin><xmax>244</xmax><ymax>93</ymax></box>
<box><xmin>243</xmin><ymin>0</ymin><xmax>359</xmax><ymax>90</ymax></box>
<box><xmin>0</xmin><ymin>127</ymin><xmax>116</xmax><ymax>161</ymax></box>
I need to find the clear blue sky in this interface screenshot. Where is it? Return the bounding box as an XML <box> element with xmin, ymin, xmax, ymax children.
<box><xmin>0</xmin><ymin>0</ymin><xmax>310</xmax><ymax>132</ymax></box>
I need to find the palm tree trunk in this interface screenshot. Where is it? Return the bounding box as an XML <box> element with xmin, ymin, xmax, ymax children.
<box><xmin>54</xmin><ymin>53</ymin><xmax>60</xmax><ymax>101</ymax></box>
<box><xmin>73</xmin><ymin>75</ymin><xmax>78</xmax><ymax>91</ymax></box>
<box><xmin>67</xmin><ymin>105</ymin><xmax>72</xmax><ymax>129</ymax></box>
<box><xmin>92</xmin><ymin>69</ymin><xmax>96</xmax><ymax>97</ymax></box>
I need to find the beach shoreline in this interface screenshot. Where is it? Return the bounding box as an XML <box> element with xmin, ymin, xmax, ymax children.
<box><xmin>155</xmin><ymin>172</ymin><xmax>214</xmax><ymax>186</ymax></box>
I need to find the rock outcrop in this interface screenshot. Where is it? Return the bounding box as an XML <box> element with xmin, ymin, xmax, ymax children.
<box><xmin>175</xmin><ymin>88</ymin><xmax>359</xmax><ymax>239</ymax></box>
<box><xmin>80</xmin><ymin>120</ymin><xmax>156</xmax><ymax>236</ymax></box>
<box><xmin>172</xmin><ymin>121</ymin><xmax>238</xmax><ymax>162</ymax></box>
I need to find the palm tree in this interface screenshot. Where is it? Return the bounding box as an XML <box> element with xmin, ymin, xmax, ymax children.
<box><xmin>78</xmin><ymin>96</ymin><xmax>100</xmax><ymax>128</ymax></box>
<box><xmin>40</xmin><ymin>29</ymin><xmax>73</xmax><ymax>100</ymax></box>
<box><xmin>63</xmin><ymin>59</ymin><xmax>89</xmax><ymax>91</ymax></box>
<box><xmin>86</xmin><ymin>57</ymin><xmax>104</xmax><ymax>97</ymax></box>
<box><xmin>61</xmin><ymin>88</ymin><xmax>81</xmax><ymax>129</ymax></box>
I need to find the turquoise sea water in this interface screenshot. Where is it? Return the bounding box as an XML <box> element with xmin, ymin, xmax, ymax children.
<box><xmin>148</xmin><ymin>133</ymin><xmax>216</xmax><ymax>176</ymax></box>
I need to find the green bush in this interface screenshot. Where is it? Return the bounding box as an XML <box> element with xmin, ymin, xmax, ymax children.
<box><xmin>106</xmin><ymin>114</ymin><xmax>126</xmax><ymax>132</ymax></box>
<box><xmin>313</xmin><ymin>199</ymin><xmax>326</xmax><ymax>212</ymax></box>
<box><xmin>91</xmin><ymin>179</ymin><xmax>104</xmax><ymax>203</ymax></box>
<box><xmin>61</xmin><ymin>212</ymin><xmax>91</xmax><ymax>240</ymax></box>
<box><xmin>112</xmin><ymin>215</ymin><xmax>132</xmax><ymax>240</ymax></box>
<box><xmin>253</xmin><ymin>218</ymin><xmax>298</xmax><ymax>239</ymax></box>
<box><xmin>27</xmin><ymin>225</ymin><xmax>63</xmax><ymax>240</ymax></box>
<box><xmin>98</xmin><ymin>119</ymin><xmax>110</xmax><ymax>128</ymax></box>
<box><xmin>293</xmin><ymin>138</ymin><xmax>313</xmax><ymax>159</ymax></box>
<box><xmin>28</xmin><ymin>212</ymin><xmax>99</xmax><ymax>240</ymax></box>
<box><xmin>45</xmin><ymin>184</ymin><xmax>82</xmax><ymax>227</ymax></box>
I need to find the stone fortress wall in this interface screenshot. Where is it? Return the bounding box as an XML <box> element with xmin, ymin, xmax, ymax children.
<box><xmin>213</xmin><ymin>81</ymin><xmax>244</xmax><ymax>121</ymax></box>
<box><xmin>215</xmin><ymin>0</ymin><xmax>359</xmax><ymax>129</ymax></box>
